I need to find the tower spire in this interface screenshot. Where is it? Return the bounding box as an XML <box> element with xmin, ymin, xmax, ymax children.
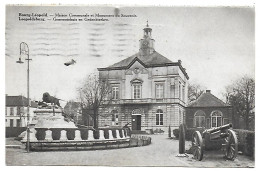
<box><xmin>139</xmin><ymin>20</ymin><xmax>155</xmax><ymax>56</ymax></box>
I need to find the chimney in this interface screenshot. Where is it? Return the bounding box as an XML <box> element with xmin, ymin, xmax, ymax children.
<box><xmin>178</xmin><ymin>60</ymin><xmax>182</xmax><ymax>64</ymax></box>
<box><xmin>206</xmin><ymin>90</ymin><xmax>211</xmax><ymax>93</ymax></box>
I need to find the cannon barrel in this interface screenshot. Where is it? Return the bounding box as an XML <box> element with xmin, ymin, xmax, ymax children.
<box><xmin>203</xmin><ymin>123</ymin><xmax>232</xmax><ymax>134</ymax></box>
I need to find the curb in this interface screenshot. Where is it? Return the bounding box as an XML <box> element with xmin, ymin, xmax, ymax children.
<box><xmin>6</xmin><ymin>145</ymin><xmax>22</xmax><ymax>149</ymax></box>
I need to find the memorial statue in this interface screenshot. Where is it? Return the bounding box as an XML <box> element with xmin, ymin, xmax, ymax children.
<box><xmin>42</xmin><ymin>92</ymin><xmax>60</xmax><ymax>107</ymax></box>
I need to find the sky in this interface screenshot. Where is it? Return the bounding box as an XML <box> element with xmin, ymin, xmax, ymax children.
<box><xmin>5</xmin><ymin>5</ymin><xmax>255</xmax><ymax>102</ymax></box>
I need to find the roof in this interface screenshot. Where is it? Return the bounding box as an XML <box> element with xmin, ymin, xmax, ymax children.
<box><xmin>188</xmin><ymin>91</ymin><xmax>230</xmax><ymax>107</ymax></box>
<box><xmin>98</xmin><ymin>51</ymin><xmax>189</xmax><ymax>79</ymax></box>
<box><xmin>6</xmin><ymin>95</ymin><xmax>38</xmax><ymax>108</ymax></box>
<box><xmin>108</xmin><ymin>51</ymin><xmax>173</xmax><ymax>68</ymax></box>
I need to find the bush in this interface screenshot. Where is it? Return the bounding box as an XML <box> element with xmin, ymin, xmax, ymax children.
<box><xmin>173</xmin><ymin>129</ymin><xmax>179</xmax><ymax>138</ymax></box>
<box><xmin>234</xmin><ymin>129</ymin><xmax>255</xmax><ymax>157</ymax></box>
<box><xmin>154</xmin><ymin>128</ymin><xmax>164</xmax><ymax>134</ymax></box>
<box><xmin>6</xmin><ymin>127</ymin><xmax>27</xmax><ymax>138</ymax></box>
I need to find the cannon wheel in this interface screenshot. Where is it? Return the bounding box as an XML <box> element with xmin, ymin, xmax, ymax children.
<box><xmin>192</xmin><ymin>131</ymin><xmax>204</xmax><ymax>161</ymax></box>
<box><xmin>224</xmin><ymin>129</ymin><xmax>238</xmax><ymax>160</ymax></box>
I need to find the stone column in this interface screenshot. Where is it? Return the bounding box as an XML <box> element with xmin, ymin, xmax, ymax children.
<box><xmin>74</xmin><ymin>130</ymin><xmax>82</xmax><ymax>141</ymax></box>
<box><xmin>60</xmin><ymin>130</ymin><xmax>68</xmax><ymax>141</ymax></box>
<box><xmin>45</xmin><ymin>130</ymin><xmax>53</xmax><ymax>141</ymax></box>
<box><xmin>108</xmin><ymin>130</ymin><xmax>114</xmax><ymax>140</ymax></box>
<box><xmin>88</xmin><ymin>130</ymin><xmax>94</xmax><ymax>140</ymax></box>
<box><xmin>99</xmin><ymin>130</ymin><xmax>105</xmax><ymax>140</ymax></box>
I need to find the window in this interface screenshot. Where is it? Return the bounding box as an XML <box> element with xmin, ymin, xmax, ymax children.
<box><xmin>156</xmin><ymin>109</ymin><xmax>163</xmax><ymax>125</ymax></box>
<box><xmin>155</xmin><ymin>84</ymin><xmax>164</xmax><ymax>99</ymax></box>
<box><xmin>112</xmin><ymin>86</ymin><xmax>119</xmax><ymax>99</ymax></box>
<box><xmin>131</xmin><ymin>79</ymin><xmax>143</xmax><ymax>99</ymax></box>
<box><xmin>211</xmin><ymin>111</ymin><xmax>223</xmax><ymax>127</ymax></box>
<box><xmin>17</xmin><ymin>119</ymin><xmax>21</xmax><ymax>127</ymax></box>
<box><xmin>194</xmin><ymin>110</ymin><xmax>205</xmax><ymax>128</ymax></box>
<box><xmin>10</xmin><ymin>107</ymin><xmax>14</xmax><ymax>116</ymax></box>
<box><xmin>10</xmin><ymin>119</ymin><xmax>13</xmax><ymax>127</ymax></box>
<box><xmin>133</xmin><ymin>84</ymin><xmax>141</xmax><ymax>99</ymax></box>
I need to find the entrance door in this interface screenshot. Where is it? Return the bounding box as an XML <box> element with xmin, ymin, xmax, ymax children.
<box><xmin>132</xmin><ymin>115</ymin><xmax>141</xmax><ymax>130</ymax></box>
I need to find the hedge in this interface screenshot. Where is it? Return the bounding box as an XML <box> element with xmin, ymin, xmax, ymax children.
<box><xmin>233</xmin><ymin>129</ymin><xmax>255</xmax><ymax>157</ymax></box>
<box><xmin>6</xmin><ymin>127</ymin><xmax>27</xmax><ymax>138</ymax></box>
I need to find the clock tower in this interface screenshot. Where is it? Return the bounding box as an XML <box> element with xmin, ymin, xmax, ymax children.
<box><xmin>139</xmin><ymin>21</ymin><xmax>155</xmax><ymax>56</ymax></box>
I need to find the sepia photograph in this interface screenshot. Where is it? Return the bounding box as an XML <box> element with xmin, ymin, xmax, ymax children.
<box><xmin>4</xmin><ymin>2</ymin><xmax>255</xmax><ymax>167</ymax></box>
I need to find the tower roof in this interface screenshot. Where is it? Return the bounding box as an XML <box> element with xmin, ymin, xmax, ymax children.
<box><xmin>188</xmin><ymin>90</ymin><xmax>230</xmax><ymax>107</ymax></box>
<box><xmin>97</xmin><ymin>22</ymin><xmax>189</xmax><ymax>80</ymax></box>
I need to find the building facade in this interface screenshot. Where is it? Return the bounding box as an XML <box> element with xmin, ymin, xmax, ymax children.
<box><xmin>97</xmin><ymin>23</ymin><xmax>189</xmax><ymax>132</ymax></box>
<box><xmin>185</xmin><ymin>90</ymin><xmax>232</xmax><ymax>129</ymax></box>
<box><xmin>5</xmin><ymin>95</ymin><xmax>38</xmax><ymax>127</ymax></box>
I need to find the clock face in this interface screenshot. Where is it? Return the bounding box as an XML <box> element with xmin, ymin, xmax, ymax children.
<box><xmin>142</xmin><ymin>40</ymin><xmax>149</xmax><ymax>47</ymax></box>
<box><xmin>133</xmin><ymin>68</ymin><xmax>140</xmax><ymax>74</ymax></box>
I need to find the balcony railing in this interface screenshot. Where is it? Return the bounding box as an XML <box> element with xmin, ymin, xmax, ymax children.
<box><xmin>108</xmin><ymin>98</ymin><xmax>186</xmax><ymax>105</ymax></box>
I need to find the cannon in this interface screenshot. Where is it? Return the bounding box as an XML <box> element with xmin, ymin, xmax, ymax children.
<box><xmin>191</xmin><ymin>123</ymin><xmax>238</xmax><ymax>161</ymax></box>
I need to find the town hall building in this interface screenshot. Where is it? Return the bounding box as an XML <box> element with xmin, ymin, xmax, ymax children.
<box><xmin>97</xmin><ymin>23</ymin><xmax>189</xmax><ymax>132</ymax></box>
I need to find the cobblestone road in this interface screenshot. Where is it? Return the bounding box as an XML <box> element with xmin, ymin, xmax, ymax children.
<box><xmin>6</xmin><ymin>135</ymin><xmax>254</xmax><ymax>167</ymax></box>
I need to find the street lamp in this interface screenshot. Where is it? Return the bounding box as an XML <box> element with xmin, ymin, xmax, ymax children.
<box><xmin>16</xmin><ymin>42</ymin><xmax>32</xmax><ymax>152</ymax></box>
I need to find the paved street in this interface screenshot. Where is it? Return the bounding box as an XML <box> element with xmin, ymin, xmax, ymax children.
<box><xmin>6</xmin><ymin>135</ymin><xmax>254</xmax><ymax>167</ymax></box>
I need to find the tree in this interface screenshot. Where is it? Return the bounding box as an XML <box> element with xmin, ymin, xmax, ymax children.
<box><xmin>188</xmin><ymin>82</ymin><xmax>206</xmax><ymax>103</ymax></box>
<box><xmin>78</xmin><ymin>73</ymin><xmax>112</xmax><ymax>130</ymax></box>
<box><xmin>225</xmin><ymin>76</ymin><xmax>255</xmax><ymax>130</ymax></box>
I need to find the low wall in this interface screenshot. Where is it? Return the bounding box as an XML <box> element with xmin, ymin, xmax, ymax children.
<box><xmin>22</xmin><ymin>128</ymin><xmax>151</xmax><ymax>151</ymax></box>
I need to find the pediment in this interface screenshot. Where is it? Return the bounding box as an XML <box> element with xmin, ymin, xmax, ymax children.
<box><xmin>125</xmin><ymin>59</ymin><xmax>148</xmax><ymax>75</ymax></box>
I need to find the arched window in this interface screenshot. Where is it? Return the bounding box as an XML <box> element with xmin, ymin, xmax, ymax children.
<box><xmin>211</xmin><ymin>110</ymin><xmax>223</xmax><ymax>128</ymax></box>
<box><xmin>194</xmin><ymin>110</ymin><xmax>205</xmax><ymax>128</ymax></box>
<box><xmin>156</xmin><ymin>109</ymin><xmax>163</xmax><ymax>125</ymax></box>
